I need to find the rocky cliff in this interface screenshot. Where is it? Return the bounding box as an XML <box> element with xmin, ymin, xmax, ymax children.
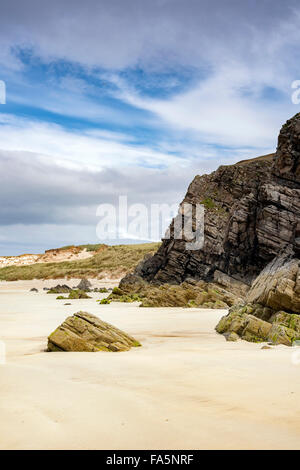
<box><xmin>134</xmin><ymin>113</ymin><xmax>300</xmax><ymax>289</ymax></box>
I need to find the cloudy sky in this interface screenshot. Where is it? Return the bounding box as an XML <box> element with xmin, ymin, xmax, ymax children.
<box><xmin>1</xmin><ymin>0</ymin><xmax>300</xmax><ymax>254</ymax></box>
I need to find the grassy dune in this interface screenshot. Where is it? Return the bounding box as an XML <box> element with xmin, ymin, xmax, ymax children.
<box><xmin>0</xmin><ymin>243</ymin><xmax>160</xmax><ymax>281</ymax></box>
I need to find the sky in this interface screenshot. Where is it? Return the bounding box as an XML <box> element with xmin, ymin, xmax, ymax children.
<box><xmin>1</xmin><ymin>0</ymin><xmax>300</xmax><ymax>254</ymax></box>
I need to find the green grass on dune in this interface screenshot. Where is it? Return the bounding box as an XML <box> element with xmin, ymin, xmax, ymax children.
<box><xmin>0</xmin><ymin>243</ymin><xmax>160</xmax><ymax>281</ymax></box>
<box><xmin>56</xmin><ymin>243</ymin><xmax>107</xmax><ymax>252</ymax></box>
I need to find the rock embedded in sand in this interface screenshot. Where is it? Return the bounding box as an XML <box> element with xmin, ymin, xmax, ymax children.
<box><xmin>216</xmin><ymin>304</ymin><xmax>300</xmax><ymax>346</ymax></box>
<box><xmin>224</xmin><ymin>331</ymin><xmax>240</xmax><ymax>342</ymax></box>
<box><xmin>47</xmin><ymin>284</ymin><xmax>72</xmax><ymax>294</ymax></box>
<box><xmin>47</xmin><ymin>311</ymin><xmax>141</xmax><ymax>352</ymax></box>
<box><xmin>76</xmin><ymin>279</ymin><xmax>92</xmax><ymax>291</ymax></box>
<box><xmin>68</xmin><ymin>289</ymin><xmax>91</xmax><ymax>299</ymax></box>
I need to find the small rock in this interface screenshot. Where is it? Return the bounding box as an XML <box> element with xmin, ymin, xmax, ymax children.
<box><xmin>224</xmin><ymin>332</ymin><xmax>240</xmax><ymax>342</ymax></box>
<box><xmin>30</xmin><ymin>288</ymin><xmax>38</xmax><ymax>292</ymax></box>
<box><xmin>47</xmin><ymin>284</ymin><xmax>71</xmax><ymax>294</ymax></box>
<box><xmin>261</xmin><ymin>345</ymin><xmax>272</xmax><ymax>350</ymax></box>
<box><xmin>267</xmin><ymin>323</ymin><xmax>298</xmax><ymax>346</ymax></box>
<box><xmin>76</xmin><ymin>279</ymin><xmax>92</xmax><ymax>291</ymax></box>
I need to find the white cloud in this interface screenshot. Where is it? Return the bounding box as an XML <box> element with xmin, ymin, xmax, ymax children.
<box><xmin>0</xmin><ymin>114</ymin><xmax>188</xmax><ymax>171</ymax></box>
<box><xmin>103</xmin><ymin>66</ymin><xmax>289</xmax><ymax>150</ymax></box>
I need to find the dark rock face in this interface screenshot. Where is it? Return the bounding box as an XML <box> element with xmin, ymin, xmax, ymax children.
<box><xmin>135</xmin><ymin>114</ymin><xmax>300</xmax><ymax>287</ymax></box>
<box><xmin>273</xmin><ymin>113</ymin><xmax>300</xmax><ymax>186</ymax></box>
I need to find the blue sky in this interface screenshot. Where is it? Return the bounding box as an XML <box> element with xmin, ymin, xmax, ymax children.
<box><xmin>0</xmin><ymin>0</ymin><xmax>300</xmax><ymax>254</ymax></box>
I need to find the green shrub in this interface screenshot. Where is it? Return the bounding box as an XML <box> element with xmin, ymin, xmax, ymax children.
<box><xmin>200</xmin><ymin>197</ymin><xmax>216</xmax><ymax>209</ymax></box>
<box><xmin>68</xmin><ymin>289</ymin><xmax>91</xmax><ymax>299</ymax></box>
<box><xmin>112</xmin><ymin>287</ymin><xmax>123</xmax><ymax>296</ymax></box>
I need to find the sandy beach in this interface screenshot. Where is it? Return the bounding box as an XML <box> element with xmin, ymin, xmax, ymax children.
<box><xmin>0</xmin><ymin>280</ymin><xmax>300</xmax><ymax>450</ymax></box>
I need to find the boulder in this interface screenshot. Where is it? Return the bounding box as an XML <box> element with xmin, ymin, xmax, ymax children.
<box><xmin>241</xmin><ymin>315</ymin><xmax>272</xmax><ymax>343</ymax></box>
<box><xmin>271</xmin><ymin>311</ymin><xmax>300</xmax><ymax>331</ymax></box>
<box><xmin>224</xmin><ymin>332</ymin><xmax>240</xmax><ymax>342</ymax></box>
<box><xmin>47</xmin><ymin>284</ymin><xmax>72</xmax><ymax>294</ymax></box>
<box><xmin>216</xmin><ymin>304</ymin><xmax>300</xmax><ymax>346</ymax></box>
<box><xmin>216</xmin><ymin>308</ymin><xmax>272</xmax><ymax>343</ymax></box>
<box><xmin>76</xmin><ymin>279</ymin><xmax>92</xmax><ymax>291</ymax></box>
<box><xmin>247</xmin><ymin>255</ymin><xmax>300</xmax><ymax>314</ymax></box>
<box><xmin>119</xmin><ymin>273</ymin><xmax>147</xmax><ymax>292</ymax></box>
<box><xmin>47</xmin><ymin>311</ymin><xmax>141</xmax><ymax>352</ymax></box>
<box><xmin>267</xmin><ymin>323</ymin><xmax>299</xmax><ymax>347</ymax></box>
<box><xmin>68</xmin><ymin>289</ymin><xmax>91</xmax><ymax>299</ymax></box>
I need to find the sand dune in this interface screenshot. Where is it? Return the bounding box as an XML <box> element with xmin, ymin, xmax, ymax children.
<box><xmin>0</xmin><ymin>247</ymin><xmax>95</xmax><ymax>268</ymax></box>
<box><xmin>0</xmin><ymin>281</ymin><xmax>300</xmax><ymax>450</ymax></box>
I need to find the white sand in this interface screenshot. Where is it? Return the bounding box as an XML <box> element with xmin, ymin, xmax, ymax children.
<box><xmin>0</xmin><ymin>280</ymin><xmax>300</xmax><ymax>450</ymax></box>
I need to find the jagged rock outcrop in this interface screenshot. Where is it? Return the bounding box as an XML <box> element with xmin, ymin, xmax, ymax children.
<box><xmin>215</xmin><ymin>248</ymin><xmax>300</xmax><ymax>345</ymax></box>
<box><xmin>132</xmin><ymin>114</ymin><xmax>300</xmax><ymax>291</ymax></box>
<box><xmin>247</xmin><ymin>254</ymin><xmax>300</xmax><ymax>314</ymax></box>
<box><xmin>47</xmin><ymin>311</ymin><xmax>141</xmax><ymax>352</ymax></box>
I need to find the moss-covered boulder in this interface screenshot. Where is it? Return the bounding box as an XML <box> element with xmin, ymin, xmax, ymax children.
<box><xmin>68</xmin><ymin>289</ymin><xmax>91</xmax><ymax>299</ymax></box>
<box><xmin>242</xmin><ymin>315</ymin><xmax>272</xmax><ymax>343</ymax></box>
<box><xmin>216</xmin><ymin>308</ymin><xmax>272</xmax><ymax>342</ymax></box>
<box><xmin>216</xmin><ymin>304</ymin><xmax>300</xmax><ymax>346</ymax></box>
<box><xmin>271</xmin><ymin>311</ymin><xmax>300</xmax><ymax>331</ymax></box>
<box><xmin>267</xmin><ymin>324</ymin><xmax>299</xmax><ymax>346</ymax></box>
<box><xmin>47</xmin><ymin>311</ymin><xmax>141</xmax><ymax>352</ymax></box>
